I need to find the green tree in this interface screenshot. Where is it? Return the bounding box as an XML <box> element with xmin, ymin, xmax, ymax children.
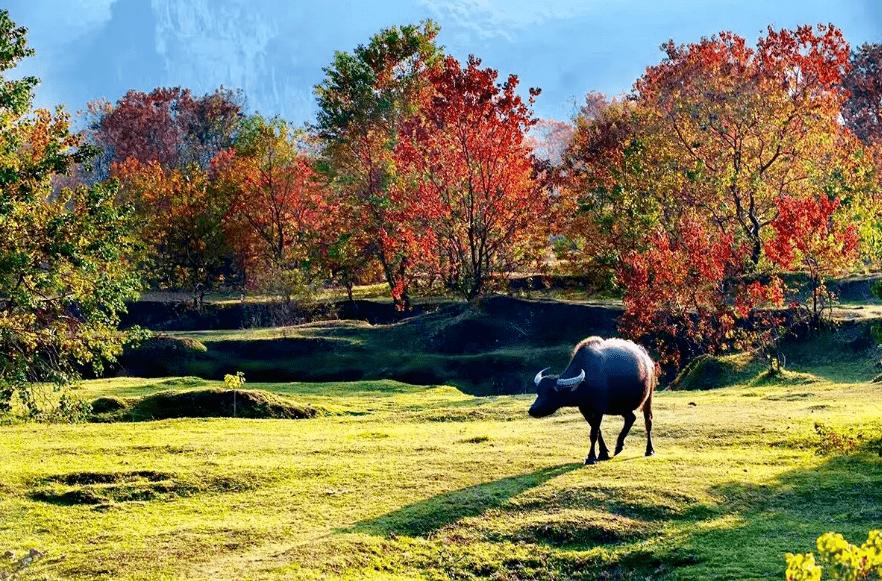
<box><xmin>314</xmin><ymin>21</ymin><xmax>442</xmax><ymax>310</ymax></box>
<box><xmin>0</xmin><ymin>11</ymin><xmax>141</xmax><ymax>413</ymax></box>
<box><xmin>559</xmin><ymin>96</ymin><xmax>662</xmax><ymax>287</ymax></box>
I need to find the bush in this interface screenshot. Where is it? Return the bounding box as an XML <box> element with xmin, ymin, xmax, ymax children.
<box><xmin>91</xmin><ymin>388</ymin><xmax>320</xmax><ymax>421</ymax></box>
<box><xmin>786</xmin><ymin>530</ymin><xmax>882</xmax><ymax>580</ymax></box>
<box><xmin>668</xmin><ymin>352</ymin><xmax>764</xmax><ymax>390</ymax></box>
<box><xmin>0</xmin><ymin>384</ymin><xmax>92</xmax><ymax>424</ymax></box>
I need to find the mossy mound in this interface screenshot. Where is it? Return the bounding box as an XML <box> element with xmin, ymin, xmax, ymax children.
<box><xmin>90</xmin><ymin>396</ymin><xmax>129</xmax><ymax>414</ymax></box>
<box><xmin>91</xmin><ymin>389</ymin><xmax>320</xmax><ymax>422</ymax></box>
<box><xmin>140</xmin><ymin>335</ymin><xmax>207</xmax><ymax>354</ymax></box>
<box><xmin>510</xmin><ymin>511</ymin><xmax>647</xmax><ymax>547</ymax></box>
<box><xmin>669</xmin><ymin>352</ymin><xmax>766</xmax><ymax>390</ymax></box>
<box><xmin>752</xmin><ymin>369</ymin><xmax>824</xmax><ymax>387</ymax></box>
<box><xmin>423</xmin><ymin>296</ymin><xmax>620</xmax><ymax>355</ymax></box>
<box><xmin>107</xmin><ymin>296</ymin><xmax>626</xmax><ymax>394</ymax></box>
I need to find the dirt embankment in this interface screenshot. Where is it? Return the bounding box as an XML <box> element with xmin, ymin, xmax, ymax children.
<box><xmin>119</xmin><ymin>298</ymin><xmax>449</xmax><ymax>331</ymax></box>
<box><xmin>116</xmin><ymin>287</ymin><xmax>881</xmax><ymax>395</ymax></box>
<box><xmin>115</xmin><ymin>296</ymin><xmax>624</xmax><ymax>395</ymax></box>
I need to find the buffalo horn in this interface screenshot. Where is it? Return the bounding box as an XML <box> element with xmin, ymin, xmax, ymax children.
<box><xmin>556</xmin><ymin>368</ymin><xmax>585</xmax><ymax>389</ymax></box>
<box><xmin>533</xmin><ymin>367</ymin><xmax>550</xmax><ymax>386</ymax></box>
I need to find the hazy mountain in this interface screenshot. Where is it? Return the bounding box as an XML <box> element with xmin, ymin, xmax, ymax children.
<box><xmin>7</xmin><ymin>0</ymin><xmax>881</xmax><ymax>124</ymax></box>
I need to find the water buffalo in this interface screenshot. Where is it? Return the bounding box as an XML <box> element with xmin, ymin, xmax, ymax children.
<box><xmin>529</xmin><ymin>336</ymin><xmax>656</xmax><ymax>465</ymax></box>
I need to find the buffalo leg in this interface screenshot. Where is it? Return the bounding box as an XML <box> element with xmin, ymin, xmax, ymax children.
<box><xmin>615</xmin><ymin>411</ymin><xmax>636</xmax><ymax>456</ymax></box>
<box><xmin>644</xmin><ymin>399</ymin><xmax>655</xmax><ymax>457</ymax></box>
<box><xmin>580</xmin><ymin>408</ymin><xmax>609</xmax><ymax>465</ymax></box>
<box><xmin>596</xmin><ymin>428</ymin><xmax>610</xmax><ymax>461</ymax></box>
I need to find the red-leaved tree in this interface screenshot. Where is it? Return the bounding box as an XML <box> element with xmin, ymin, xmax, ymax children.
<box><xmin>85</xmin><ymin>86</ymin><xmax>243</xmax><ymax>173</ymax></box>
<box><xmin>842</xmin><ymin>42</ymin><xmax>882</xmax><ymax>147</ymax></box>
<box><xmin>634</xmin><ymin>24</ymin><xmax>853</xmax><ymax>266</ymax></box>
<box><xmin>315</xmin><ymin>22</ymin><xmax>442</xmax><ymax>310</ymax></box>
<box><xmin>573</xmin><ymin>24</ymin><xmax>869</xmax><ymax>368</ymax></box>
<box><xmin>395</xmin><ymin>55</ymin><xmax>549</xmax><ymax>300</ymax></box>
<box><xmin>765</xmin><ymin>195</ymin><xmax>860</xmax><ymax>325</ymax></box>
<box><xmin>618</xmin><ymin>218</ymin><xmax>785</xmax><ymax>367</ymax></box>
<box><xmin>211</xmin><ymin>117</ymin><xmax>329</xmax><ymax>300</ymax></box>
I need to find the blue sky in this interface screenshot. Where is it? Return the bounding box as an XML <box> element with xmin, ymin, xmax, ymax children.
<box><xmin>6</xmin><ymin>0</ymin><xmax>882</xmax><ymax>125</ymax></box>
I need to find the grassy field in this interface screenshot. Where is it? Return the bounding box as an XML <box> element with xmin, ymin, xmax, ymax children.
<box><xmin>1</xmin><ymin>366</ymin><xmax>881</xmax><ymax>580</ymax></box>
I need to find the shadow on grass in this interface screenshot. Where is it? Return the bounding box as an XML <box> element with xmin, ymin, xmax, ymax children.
<box><xmin>343</xmin><ymin>463</ymin><xmax>582</xmax><ymax>538</ymax></box>
<box><xmin>780</xmin><ymin>325</ymin><xmax>878</xmax><ymax>385</ymax></box>
<box><xmin>678</xmin><ymin>453</ymin><xmax>882</xmax><ymax>580</ymax></box>
<box><xmin>709</xmin><ymin>453</ymin><xmax>882</xmax><ymax>527</ymax></box>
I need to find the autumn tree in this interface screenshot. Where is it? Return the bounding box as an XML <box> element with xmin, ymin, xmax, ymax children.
<box><xmin>0</xmin><ymin>11</ymin><xmax>141</xmax><ymax>411</ymax></box>
<box><xmin>83</xmin><ymin>86</ymin><xmax>244</xmax><ymax>177</ymax></box>
<box><xmin>564</xmin><ymin>25</ymin><xmax>868</xmax><ymax>367</ymax></box>
<box><xmin>396</xmin><ymin>55</ymin><xmax>548</xmax><ymax>300</ymax></box>
<box><xmin>617</xmin><ymin>218</ymin><xmax>786</xmax><ymax>367</ymax></box>
<box><xmin>314</xmin><ymin>21</ymin><xmax>442</xmax><ymax>309</ymax></box>
<box><xmin>525</xmin><ymin>117</ymin><xmax>573</xmax><ymax>167</ymax></box>
<box><xmin>842</xmin><ymin>43</ymin><xmax>882</xmax><ymax>147</ymax></box>
<box><xmin>113</xmin><ymin>159</ymin><xmax>232</xmax><ymax>294</ymax></box>
<box><xmin>211</xmin><ymin>116</ymin><xmax>329</xmax><ymax>300</ymax></box>
<box><xmin>84</xmin><ymin>87</ymin><xmax>245</xmax><ymax>293</ymax></box>
<box><xmin>766</xmin><ymin>195</ymin><xmax>860</xmax><ymax>325</ymax></box>
<box><xmin>634</xmin><ymin>25</ymin><xmax>854</xmax><ymax>266</ymax></box>
<box><xmin>841</xmin><ymin>42</ymin><xmax>882</xmax><ymax>268</ymax></box>
<box><xmin>559</xmin><ymin>96</ymin><xmax>662</xmax><ymax>286</ymax></box>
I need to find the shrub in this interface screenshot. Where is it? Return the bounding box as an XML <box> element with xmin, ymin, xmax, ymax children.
<box><xmin>224</xmin><ymin>371</ymin><xmax>246</xmax><ymax>389</ymax></box>
<box><xmin>786</xmin><ymin>530</ymin><xmax>882</xmax><ymax>580</ymax></box>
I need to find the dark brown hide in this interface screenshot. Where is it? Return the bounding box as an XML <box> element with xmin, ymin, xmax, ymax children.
<box><xmin>529</xmin><ymin>337</ymin><xmax>656</xmax><ymax>464</ymax></box>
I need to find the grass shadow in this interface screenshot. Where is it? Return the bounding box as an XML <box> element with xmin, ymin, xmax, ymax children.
<box><xmin>678</xmin><ymin>453</ymin><xmax>882</xmax><ymax>579</ymax></box>
<box><xmin>343</xmin><ymin>463</ymin><xmax>581</xmax><ymax>538</ymax></box>
<box><xmin>780</xmin><ymin>324</ymin><xmax>878</xmax><ymax>385</ymax></box>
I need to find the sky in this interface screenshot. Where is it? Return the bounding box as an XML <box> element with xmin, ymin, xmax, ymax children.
<box><xmin>5</xmin><ymin>0</ymin><xmax>882</xmax><ymax>126</ymax></box>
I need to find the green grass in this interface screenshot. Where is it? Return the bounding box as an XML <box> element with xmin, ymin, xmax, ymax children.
<box><xmin>1</xmin><ymin>370</ymin><xmax>881</xmax><ymax>580</ymax></box>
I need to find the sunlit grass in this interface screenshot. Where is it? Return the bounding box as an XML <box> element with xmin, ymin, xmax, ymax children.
<box><xmin>1</xmin><ymin>370</ymin><xmax>881</xmax><ymax>580</ymax></box>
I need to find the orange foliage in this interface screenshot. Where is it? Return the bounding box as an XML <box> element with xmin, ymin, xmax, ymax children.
<box><xmin>113</xmin><ymin>158</ymin><xmax>230</xmax><ymax>288</ymax></box>
<box><xmin>634</xmin><ymin>24</ymin><xmax>852</xmax><ymax>265</ymax></box>
<box><xmin>210</xmin><ymin>121</ymin><xmax>330</xmax><ymax>294</ymax></box>
<box><xmin>618</xmin><ymin>219</ymin><xmax>784</xmax><ymax>366</ymax></box>
<box><xmin>395</xmin><ymin>55</ymin><xmax>547</xmax><ymax>300</ymax></box>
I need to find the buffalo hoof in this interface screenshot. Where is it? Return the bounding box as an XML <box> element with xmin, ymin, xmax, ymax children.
<box><xmin>645</xmin><ymin>450</ymin><xmax>655</xmax><ymax>457</ymax></box>
<box><xmin>614</xmin><ymin>445</ymin><xmax>624</xmax><ymax>456</ymax></box>
<box><xmin>598</xmin><ymin>453</ymin><xmax>611</xmax><ymax>462</ymax></box>
<box><xmin>584</xmin><ymin>457</ymin><xmax>597</xmax><ymax>466</ymax></box>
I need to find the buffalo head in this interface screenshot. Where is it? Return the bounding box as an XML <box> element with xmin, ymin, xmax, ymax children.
<box><xmin>528</xmin><ymin>367</ymin><xmax>585</xmax><ymax>418</ymax></box>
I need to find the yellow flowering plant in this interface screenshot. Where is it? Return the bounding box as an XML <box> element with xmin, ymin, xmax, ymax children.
<box><xmin>786</xmin><ymin>531</ymin><xmax>882</xmax><ymax>581</ymax></box>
